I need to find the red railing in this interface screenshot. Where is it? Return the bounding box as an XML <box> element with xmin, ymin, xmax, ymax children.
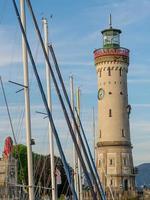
<box><xmin>94</xmin><ymin>47</ymin><xmax>129</xmax><ymax>59</ymax></box>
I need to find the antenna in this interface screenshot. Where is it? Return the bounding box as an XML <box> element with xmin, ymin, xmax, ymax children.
<box><xmin>109</xmin><ymin>14</ymin><xmax>112</xmax><ymax>28</ymax></box>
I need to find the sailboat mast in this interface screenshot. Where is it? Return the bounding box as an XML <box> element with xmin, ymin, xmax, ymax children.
<box><xmin>20</xmin><ymin>0</ymin><xmax>34</xmax><ymax>199</ymax></box>
<box><xmin>42</xmin><ymin>18</ymin><xmax>56</xmax><ymax>200</ymax></box>
<box><xmin>76</xmin><ymin>88</ymin><xmax>83</xmax><ymax>200</ymax></box>
<box><xmin>70</xmin><ymin>76</ymin><xmax>79</xmax><ymax>197</ymax></box>
<box><xmin>92</xmin><ymin>107</ymin><xmax>96</xmax><ymax>163</ymax></box>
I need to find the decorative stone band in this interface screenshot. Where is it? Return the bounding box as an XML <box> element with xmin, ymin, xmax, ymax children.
<box><xmin>96</xmin><ymin>65</ymin><xmax>128</xmax><ymax>74</ymax></box>
<box><xmin>94</xmin><ymin>48</ymin><xmax>129</xmax><ymax>65</ymax></box>
<box><xmin>97</xmin><ymin>141</ymin><xmax>132</xmax><ymax>148</ymax></box>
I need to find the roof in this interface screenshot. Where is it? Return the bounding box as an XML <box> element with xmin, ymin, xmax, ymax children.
<box><xmin>101</xmin><ymin>28</ymin><xmax>122</xmax><ymax>34</ymax></box>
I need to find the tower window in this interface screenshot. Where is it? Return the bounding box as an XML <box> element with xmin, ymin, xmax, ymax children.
<box><xmin>109</xmin><ymin>109</ymin><xmax>112</xmax><ymax>117</ymax></box>
<box><xmin>122</xmin><ymin>129</ymin><xmax>125</xmax><ymax>137</ymax></box>
<box><xmin>109</xmin><ymin>92</ymin><xmax>112</xmax><ymax>95</ymax></box>
<box><xmin>110</xmin><ymin>159</ymin><xmax>113</xmax><ymax>165</ymax></box>
<box><xmin>110</xmin><ymin>179</ymin><xmax>113</xmax><ymax>186</ymax></box>
<box><xmin>120</xmin><ymin>92</ymin><xmax>123</xmax><ymax>95</ymax></box>
<box><xmin>108</xmin><ymin>67</ymin><xmax>111</xmax><ymax>76</ymax></box>
<box><xmin>119</xmin><ymin>68</ymin><xmax>122</xmax><ymax>76</ymax></box>
<box><xmin>109</xmin><ymin>158</ymin><xmax>115</xmax><ymax>166</ymax></box>
<box><xmin>99</xmin><ymin>130</ymin><xmax>101</xmax><ymax>138</ymax></box>
<box><xmin>99</xmin><ymin>160</ymin><xmax>101</xmax><ymax>167</ymax></box>
<box><xmin>123</xmin><ymin>158</ymin><xmax>127</xmax><ymax>166</ymax></box>
<box><xmin>99</xmin><ymin>71</ymin><xmax>102</xmax><ymax>77</ymax></box>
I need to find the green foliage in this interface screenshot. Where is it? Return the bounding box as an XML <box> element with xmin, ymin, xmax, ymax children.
<box><xmin>12</xmin><ymin>144</ymin><xmax>71</xmax><ymax>197</ymax></box>
<box><xmin>58</xmin><ymin>194</ymin><xmax>65</xmax><ymax>200</ymax></box>
<box><xmin>13</xmin><ymin>144</ymin><xmax>28</xmax><ymax>184</ymax></box>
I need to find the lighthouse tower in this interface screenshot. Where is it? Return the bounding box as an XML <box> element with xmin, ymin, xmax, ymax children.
<box><xmin>94</xmin><ymin>18</ymin><xmax>136</xmax><ymax>197</ymax></box>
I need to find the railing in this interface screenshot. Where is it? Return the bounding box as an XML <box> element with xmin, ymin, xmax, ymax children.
<box><xmin>94</xmin><ymin>47</ymin><xmax>129</xmax><ymax>59</ymax></box>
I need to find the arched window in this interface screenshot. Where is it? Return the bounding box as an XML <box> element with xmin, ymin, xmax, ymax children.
<box><xmin>109</xmin><ymin>109</ymin><xmax>112</xmax><ymax>117</ymax></box>
<box><xmin>109</xmin><ymin>158</ymin><xmax>115</xmax><ymax>166</ymax></box>
<box><xmin>110</xmin><ymin>159</ymin><xmax>113</xmax><ymax>165</ymax></box>
<box><xmin>99</xmin><ymin>130</ymin><xmax>101</xmax><ymax>138</ymax></box>
<box><xmin>122</xmin><ymin>129</ymin><xmax>125</xmax><ymax>137</ymax></box>
<box><xmin>99</xmin><ymin>70</ymin><xmax>102</xmax><ymax>77</ymax></box>
<box><xmin>123</xmin><ymin>158</ymin><xmax>127</xmax><ymax>166</ymax></box>
<box><xmin>110</xmin><ymin>179</ymin><xmax>113</xmax><ymax>186</ymax></box>
<box><xmin>99</xmin><ymin>160</ymin><xmax>101</xmax><ymax>167</ymax></box>
<box><xmin>108</xmin><ymin>67</ymin><xmax>111</xmax><ymax>76</ymax></box>
<box><xmin>119</xmin><ymin>68</ymin><xmax>122</xmax><ymax>76</ymax></box>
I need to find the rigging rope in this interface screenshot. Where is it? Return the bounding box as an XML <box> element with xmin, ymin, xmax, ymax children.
<box><xmin>75</xmin><ymin>107</ymin><xmax>106</xmax><ymax>200</ymax></box>
<box><xmin>0</xmin><ymin>76</ymin><xmax>17</xmax><ymax>144</ymax></box>
<box><xmin>49</xmin><ymin>44</ymin><xmax>103</xmax><ymax>199</ymax></box>
<box><xmin>0</xmin><ymin>77</ymin><xmax>27</xmax><ymax>186</ymax></box>
<box><xmin>25</xmin><ymin>0</ymin><xmax>97</xmax><ymax>198</ymax></box>
<box><xmin>12</xmin><ymin>1</ymin><xmax>78</xmax><ymax>199</ymax></box>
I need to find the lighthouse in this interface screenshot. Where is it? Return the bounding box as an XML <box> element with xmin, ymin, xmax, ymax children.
<box><xmin>94</xmin><ymin>17</ymin><xmax>136</xmax><ymax>198</ymax></box>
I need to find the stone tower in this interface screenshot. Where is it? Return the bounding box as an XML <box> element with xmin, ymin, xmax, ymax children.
<box><xmin>94</xmin><ymin>19</ymin><xmax>136</xmax><ymax>198</ymax></box>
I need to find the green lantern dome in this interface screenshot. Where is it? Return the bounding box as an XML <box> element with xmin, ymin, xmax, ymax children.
<box><xmin>101</xmin><ymin>15</ymin><xmax>122</xmax><ymax>48</ymax></box>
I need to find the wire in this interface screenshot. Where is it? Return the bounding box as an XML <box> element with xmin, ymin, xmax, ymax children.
<box><xmin>15</xmin><ymin>108</ymin><xmax>25</xmax><ymax>143</ymax></box>
<box><xmin>49</xmin><ymin>44</ymin><xmax>100</xmax><ymax>199</ymax></box>
<box><xmin>0</xmin><ymin>76</ymin><xmax>17</xmax><ymax>145</ymax></box>
<box><xmin>25</xmin><ymin>0</ymin><xmax>96</xmax><ymax>197</ymax></box>
<box><xmin>0</xmin><ymin>77</ymin><xmax>27</xmax><ymax>186</ymax></box>
<box><xmin>75</xmin><ymin>107</ymin><xmax>106</xmax><ymax>200</ymax></box>
<box><xmin>12</xmin><ymin>1</ymin><xmax>77</xmax><ymax>199</ymax></box>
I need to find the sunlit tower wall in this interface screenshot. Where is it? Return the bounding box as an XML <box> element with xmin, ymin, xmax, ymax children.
<box><xmin>94</xmin><ymin>22</ymin><xmax>136</xmax><ymax>197</ymax></box>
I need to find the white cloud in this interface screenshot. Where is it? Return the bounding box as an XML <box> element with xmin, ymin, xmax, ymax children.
<box><xmin>84</xmin><ymin>0</ymin><xmax>150</xmax><ymax>27</ymax></box>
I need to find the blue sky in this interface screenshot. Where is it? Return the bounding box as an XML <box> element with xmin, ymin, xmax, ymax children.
<box><xmin>0</xmin><ymin>0</ymin><xmax>150</xmax><ymax>166</ymax></box>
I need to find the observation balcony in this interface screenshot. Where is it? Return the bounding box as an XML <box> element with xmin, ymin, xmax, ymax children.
<box><xmin>94</xmin><ymin>47</ymin><xmax>129</xmax><ymax>59</ymax></box>
<box><xmin>94</xmin><ymin>47</ymin><xmax>129</xmax><ymax>65</ymax></box>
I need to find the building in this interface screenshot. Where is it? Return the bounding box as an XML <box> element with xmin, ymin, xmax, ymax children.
<box><xmin>0</xmin><ymin>137</ymin><xmax>18</xmax><ymax>199</ymax></box>
<box><xmin>94</xmin><ymin>18</ymin><xmax>136</xmax><ymax>199</ymax></box>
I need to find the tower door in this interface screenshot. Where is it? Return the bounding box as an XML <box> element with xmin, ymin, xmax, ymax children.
<box><xmin>124</xmin><ymin>179</ymin><xmax>128</xmax><ymax>191</ymax></box>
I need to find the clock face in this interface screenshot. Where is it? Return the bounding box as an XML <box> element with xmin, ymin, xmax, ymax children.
<box><xmin>98</xmin><ymin>88</ymin><xmax>105</xmax><ymax>100</ymax></box>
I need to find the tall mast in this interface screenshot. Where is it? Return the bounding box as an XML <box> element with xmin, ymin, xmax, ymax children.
<box><xmin>92</xmin><ymin>107</ymin><xmax>96</xmax><ymax>164</ymax></box>
<box><xmin>76</xmin><ymin>88</ymin><xmax>83</xmax><ymax>200</ymax></box>
<box><xmin>70</xmin><ymin>76</ymin><xmax>79</xmax><ymax>197</ymax></box>
<box><xmin>42</xmin><ymin>18</ymin><xmax>56</xmax><ymax>200</ymax></box>
<box><xmin>20</xmin><ymin>0</ymin><xmax>34</xmax><ymax>199</ymax></box>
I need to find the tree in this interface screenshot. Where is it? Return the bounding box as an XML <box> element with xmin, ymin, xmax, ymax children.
<box><xmin>13</xmin><ymin>144</ymin><xmax>71</xmax><ymax>197</ymax></box>
<box><xmin>13</xmin><ymin>144</ymin><xmax>28</xmax><ymax>184</ymax></box>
